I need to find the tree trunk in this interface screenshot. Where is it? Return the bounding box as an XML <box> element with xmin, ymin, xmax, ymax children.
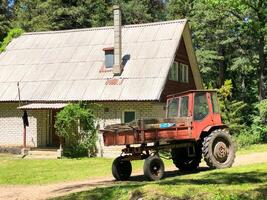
<box><xmin>258</xmin><ymin>35</ymin><xmax>266</xmax><ymax>101</ymax></box>
<box><xmin>258</xmin><ymin>6</ymin><xmax>266</xmax><ymax>101</ymax></box>
<box><xmin>218</xmin><ymin>47</ymin><xmax>226</xmax><ymax>87</ymax></box>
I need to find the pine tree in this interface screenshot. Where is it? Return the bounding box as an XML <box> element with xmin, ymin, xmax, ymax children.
<box><xmin>0</xmin><ymin>0</ymin><xmax>11</xmax><ymax>41</ymax></box>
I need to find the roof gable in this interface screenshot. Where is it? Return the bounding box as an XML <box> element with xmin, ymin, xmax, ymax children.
<box><xmin>0</xmin><ymin>19</ymin><xmax>201</xmax><ymax>102</ymax></box>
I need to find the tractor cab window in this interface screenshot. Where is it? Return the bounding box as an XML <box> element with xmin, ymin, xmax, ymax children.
<box><xmin>194</xmin><ymin>92</ymin><xmax>209</xmax><ymax>120</ymax></box>
<box><xmin>180</xmin><ymin>96</ymin><xmax>189</xmax><ymax>117</ymax></box>
<box><xmin>167</xmin><ymin>98</ymin><xmax>179</xmax><ymax>118</ymax></box>
<box><xmin>211</xmin><ymin>92</ymin><xmax>220</xmax><ymax>113</ymax></box>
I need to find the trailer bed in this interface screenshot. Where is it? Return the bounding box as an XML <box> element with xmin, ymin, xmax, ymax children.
<box><xmin>102</xmin><ymin>117</ymin><xmax>193</xmax><ymax>146</ymax></box>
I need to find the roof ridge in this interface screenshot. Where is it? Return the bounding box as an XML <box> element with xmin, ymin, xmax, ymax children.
<box><xmin>23</xmin><ymin>19</ymin><xmax>187</xmax><ymax>36</ymax></box>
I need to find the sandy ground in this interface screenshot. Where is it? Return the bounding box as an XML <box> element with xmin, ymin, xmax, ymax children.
<box><xmin>0</xmin><ymin>151</ymin><xmax>266</xmax><ymax>200</ymax></box>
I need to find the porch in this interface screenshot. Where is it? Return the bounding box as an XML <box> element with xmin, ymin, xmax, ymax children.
<box><xmin>17</xmin><ymin>103</ymin><xmax>68</xmax><ymax>149</ymax></box>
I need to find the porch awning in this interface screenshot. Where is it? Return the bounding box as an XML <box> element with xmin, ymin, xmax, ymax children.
<box><xmin>17</xmin><ymin>103</ymin><xmax>68</xmax><ymax>110</ymax></box>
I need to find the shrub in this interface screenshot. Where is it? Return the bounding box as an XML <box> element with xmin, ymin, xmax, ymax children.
<box><xmin>0</xmin><ymin>28</ymin><xmax>24</xmax><ymax>52</ymax></box>
<box><xmin>234</xmin><ymin>131</ymin><xmax>262</xmax><ymax>148</ymax></box>
<box><xmin>217</xmin><ymin>80</ymin><xmax>248</xmax><ymax>135</ymax></box>
<box><xmin>55</xmin><ymin>103</ymin><xmax>98</xmax><ymax>157</ymax></box>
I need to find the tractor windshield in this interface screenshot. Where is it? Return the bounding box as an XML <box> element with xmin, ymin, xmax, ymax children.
<box><xmin>194</xmin><ymin>92</ymin><xmax>209</xmax><ymax>120</ymax></box>
<box><xmin>167</xmin><ymin>98</ymin><xmax>179</xmax><ymax>118</ymax></box>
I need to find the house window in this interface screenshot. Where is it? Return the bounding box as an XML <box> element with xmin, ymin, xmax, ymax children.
<box><xmin>178</xmin><ymin>63</ymin><xmax>189</xmax><ymax>83</ymax></box>
<box><xmin>123</xmin><ymin>111</ymin><xmax>136</xmax><ymax>123</ymax></box>
<box><xmin>168</xmin><ymin>61</ymin><xmax>178</xmax><ymax>81</ymax></box>
<box><xmin>168</xmin><ymin>61</ymin><xmax>189</xmax><ymax>83</ymax></box>
<box><xmin>105</xmin><ymin>50</ymin><xmax>114</xmax><ymax>68</ymax></box>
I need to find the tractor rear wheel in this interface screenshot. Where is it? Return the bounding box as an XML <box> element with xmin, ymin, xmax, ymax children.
<box><xmin>112</xmin><ymin>156</ymin><xmax>132</xmax><ymax>180</ymax></box>
<box><xmin>202</xmin><ymin>129</ymin><xmax>235</xmax><ymax>169</ymax></box>
<box><xmin>143</xmin><ymin>155</ymin><xmax>165</xmax><ymax>181</ymax></box>
<box><xmin>171</xmin><ymin>142</ymin><xmax>202</xmax><ymax>171</ymax></box>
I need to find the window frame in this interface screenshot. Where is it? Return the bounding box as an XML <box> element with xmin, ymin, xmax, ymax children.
<box><xmin>104</xmin><ymin>49</ymin><xmax>114</xmax><ymax>69</ymax></box>
<box><xmin>168</xmin><ymin>61</ymin><xmax>189</xmax><ymax>83</ymax></box>
<box><xmin>178</xmin><ymin>62</ymin><xmax>189</xmax><ymax>83</ymax></box>
<box><xmin>167</xmin><ymin>98</ymin><xmax>179</xmax><ymax>118</ymax></box>
<box><xmin>193</xmin><ymin>92</ymin><xmax>210</xmax><ymax>121</ymax></box>
<box><xmin>179</xmin><ymin>95</ymin><xmax>189</xmax><ymax>117</ymax></box>
<box><xmin>122</xmin><ymin>110</ymin><xmax>136</xmax><ymax>123</ymax></box>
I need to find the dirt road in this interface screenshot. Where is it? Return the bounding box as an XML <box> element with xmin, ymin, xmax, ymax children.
<box><xmin>0</xmin><ymin>151</ymin><xmax>266</xmax><ymax>200</ymax></box>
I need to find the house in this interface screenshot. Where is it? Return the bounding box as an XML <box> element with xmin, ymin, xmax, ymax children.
<box><xmin>0</xmin><ymin>6</ymin><xmax>203</xmax><ymax>156</ymax></box>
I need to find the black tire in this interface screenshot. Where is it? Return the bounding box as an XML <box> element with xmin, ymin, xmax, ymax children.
<box><xmin>171</xmin><ymin>142</ymin><xmax>202</xmax><ymax>171</ymax></box>
<box><xmin>202</xmin><ymin>129</ymin><xmax>236</xmax><ymax>169</ymax></box>
<box><xmin>143</xmin><ymin>155</ymin><xmax>165</xmax><ymax>181</ymax></box>
<box><xmin>112</xmin><ymin>156</ymin><xmax>132</xmax><ymax>181</ymax></box>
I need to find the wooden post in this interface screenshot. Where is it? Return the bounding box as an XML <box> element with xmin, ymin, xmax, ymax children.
<box><xmin>23</xmin><ymin>125</ymin><xmax>26</xmax><ymax>148</ymax></box>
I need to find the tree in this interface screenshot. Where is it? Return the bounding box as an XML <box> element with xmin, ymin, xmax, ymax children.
<box><xmin>48</xmin><ymin>0</ymin><xmax>112</xmax><ymax>30</ymax></box>
<box><xmin>0</xmin><ymin>0</ymin><xmax>12</xmax><ymax>41</ymax></box>
<box><xmin>55</xmin><ymin>103</ymin><xmax>98</xmax><ymax>157</ymax></box>
<box><xmin>208</xmin><ymin>0</ymin><xmax>267</xmax><ymax>101</ymax></box>
<box><xmin>12</xmin><ymin>0</ymin><xmax>51</xmax><ymax>31</ymax></box>
<box><xmin>166</xmin><ymin>0</ymin><xmax>194</xmax><ymax>19</ymax></box>
<box><xmin>114</xmin><ymin>0</ymin><xmax>166</xmax><ymax>24</ymax></box>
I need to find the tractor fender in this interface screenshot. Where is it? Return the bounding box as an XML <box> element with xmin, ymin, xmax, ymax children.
<box><xmin>202</xmin><ymin>124</ymin><xmax>229</xmax><ymax>133</ymax></box>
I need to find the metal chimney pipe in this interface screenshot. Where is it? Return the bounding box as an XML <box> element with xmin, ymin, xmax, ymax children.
<box><xmin>113</xmin><ymin>5</ymin><xmax>122</xmax><ymax>75</ymax></box>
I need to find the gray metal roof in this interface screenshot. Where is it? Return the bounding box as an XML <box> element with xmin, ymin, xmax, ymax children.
<box><xmin>0</xmin><ymin>19</ymin><xmax>193</xmax><ymax>102</ymax></box>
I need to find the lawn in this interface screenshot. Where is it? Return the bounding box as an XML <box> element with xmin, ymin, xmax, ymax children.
<box><xmin>237</xmin><ymin>143</ymin><xmax>267</xmax><ymax>155</ymax></box>
<box><xmin>0</xmin><ymin>154</ymin><xmax>173</xmax><ymax>185</ymax></box>
<box><xmin>52</xmin><ymin>163</ymin><xmax>267</xmax><ymax>200</ymax></box>
<box><xmin>0</xmin><ymin>143</ymin><xmax>266</xmax><ymax>185</ymax></box>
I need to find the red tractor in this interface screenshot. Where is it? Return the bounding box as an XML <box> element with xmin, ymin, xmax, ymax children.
<box><xmin>102</xmin><ymin>90</ymin><xmax>236</xmax><ymax>181</ymax></box>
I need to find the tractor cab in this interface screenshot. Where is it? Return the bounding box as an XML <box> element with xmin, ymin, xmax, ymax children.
<box><xmin>166</xmin><ymin>90</ymin><xmax>223</xmax><ymax>139</ymax></box>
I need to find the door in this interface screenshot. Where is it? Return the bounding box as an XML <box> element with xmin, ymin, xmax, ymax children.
<box><xmin>51</xmin><ymin>110</ymin><xmax>60</xmax><ymax>146</ymax></box>
<box><xmin>192</xmin><ymin>92</ymin><xmax>213</xmax><ymax>138</ymax></box>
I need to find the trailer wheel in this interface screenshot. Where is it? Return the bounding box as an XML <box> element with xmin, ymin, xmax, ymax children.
<box><xmin>112</xmin><ymin>156</ymin><xmax>132</xmax><ymax>181</ymax></box>
<box><xmin>171</xmin><ymin>142</ymin><xmax>202</xmax><ymax>171</ymax></box>
<box><xmin>143</xmin><ymin>155</ymin><xmax>165</xmax><ymax>181</ymax></box>
<box><xmin>202</xmin><ymin>129</ymin><xmax>236</xmax><ymax>169</ymax></box>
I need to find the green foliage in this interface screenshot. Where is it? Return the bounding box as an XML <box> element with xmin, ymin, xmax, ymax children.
<box><xmin>0</xmin><ymin>0</ymin><xmax>12</xmax><ymax>41</ymax></box>
<box><xmin>0</xmin><ymin>28</ymin><xmax>24</xmax><ymax>52</ymax></box>
<box><xmin>217</xmin><ymin>80</ymin><xmax>248</xmax><ymax>135</ymax></box>
<box><xmin>114</xmin><ymin>0</ymin><xmax>166</xmax><ymax>24</ymax></box>
<box><xmin>234</xmin><ymin>132</ymin><xmax>262</xmax><ymax>148</ymax></box>
<box><xmin>55</xmin><ymin>103</ymin><xmax>98</xmax><ymax>157</ymax></box>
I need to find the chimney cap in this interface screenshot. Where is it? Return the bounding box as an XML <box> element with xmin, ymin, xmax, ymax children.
<box><xmin>113</xmin><ymin>5</ymin><xmax>121</xmax><ymax>10</ymax></box>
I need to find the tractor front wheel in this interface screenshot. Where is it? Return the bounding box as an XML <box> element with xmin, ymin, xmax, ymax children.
<box><xmin>143</xmin><ymin>155</ymin><xmax>165</xmax><ymax>181</ymax></box>
<box><xmin>202</xmin><ymin>129</ymin><xmax>235</xmax><ymax>169</ymax></box>
<box><xmin>112</xmin><ymin>156</ymin><xmax>132</xmax><ymax>181</ymax></box>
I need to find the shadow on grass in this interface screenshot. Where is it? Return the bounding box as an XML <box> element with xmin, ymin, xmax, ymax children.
<box><xmin>159</xmin><ymin>171</ymin><xmax>267</xmax><ymax>186</ymax></box>
<box><xmin>128</xmin><ymin>166</ymin><xmax>211</xmax><ymax>182</ymax></box>
<box><xmin>51</xmin><ymin>168</ymin><xmax>267</xmax><ymax>200</ymax></box>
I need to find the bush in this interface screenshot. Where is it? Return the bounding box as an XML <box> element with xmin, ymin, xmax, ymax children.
<box><xmin>55</xmin><ymin>103</ymin><xmax>98</xmax><ymax>157</ymax></box>
<box><xmin>0</xmin><ymin>28</ymin><xmax>24</xmax><ymax>52</ymax></box>
<box><xmin>63</xmin><ymin>145</ymin><xmax>88</xmax><ymax>158</ymax></box>
<box><xmin>217</xmin><ymin>80</ymin><xmax>248</xmax><ymax>135</ymax></box>
<box><xmin>234</xmin><ymin>131</ymin><xmax>262</xmax><ymax>148</ymax></box>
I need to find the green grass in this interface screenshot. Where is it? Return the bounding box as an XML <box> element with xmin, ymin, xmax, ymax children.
<box><xmin>0</xmin><ymin>143</ymin><xmax>266</xmax><ymax>185</ymax></box>
<box><xmin>0</xmin><ymin>155</ymin><xmax>172</xmax><ymax>185</ymax></box>
<box><xmin>53</xmin><ymin>163</ymin><xmax>267</xmax><ymax>200</ymax></box>
<box><xmin>237</xmin><ymin>143</ymin><xmax>267</xmax><ymax>155</ymax></box>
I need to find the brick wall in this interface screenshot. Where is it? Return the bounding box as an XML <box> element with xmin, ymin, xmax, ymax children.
<box><xmin>92</xmin><ymin>101</ymin><xmax>165</xmax><ymax>128</ymax></box>
<box><xmin>0</xmin><ymin>101</ymin><xmax>165</xmax><ymax>154</ymax></box>
<box><xmin>92</xmin><ymin>101</ymin><xmax>166</xmax><ymax>157</ymax></box>
<box><xmin>0</xmin><ymin>103</ymin><xmax>48</xmax><ymax>147</ymax></box>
